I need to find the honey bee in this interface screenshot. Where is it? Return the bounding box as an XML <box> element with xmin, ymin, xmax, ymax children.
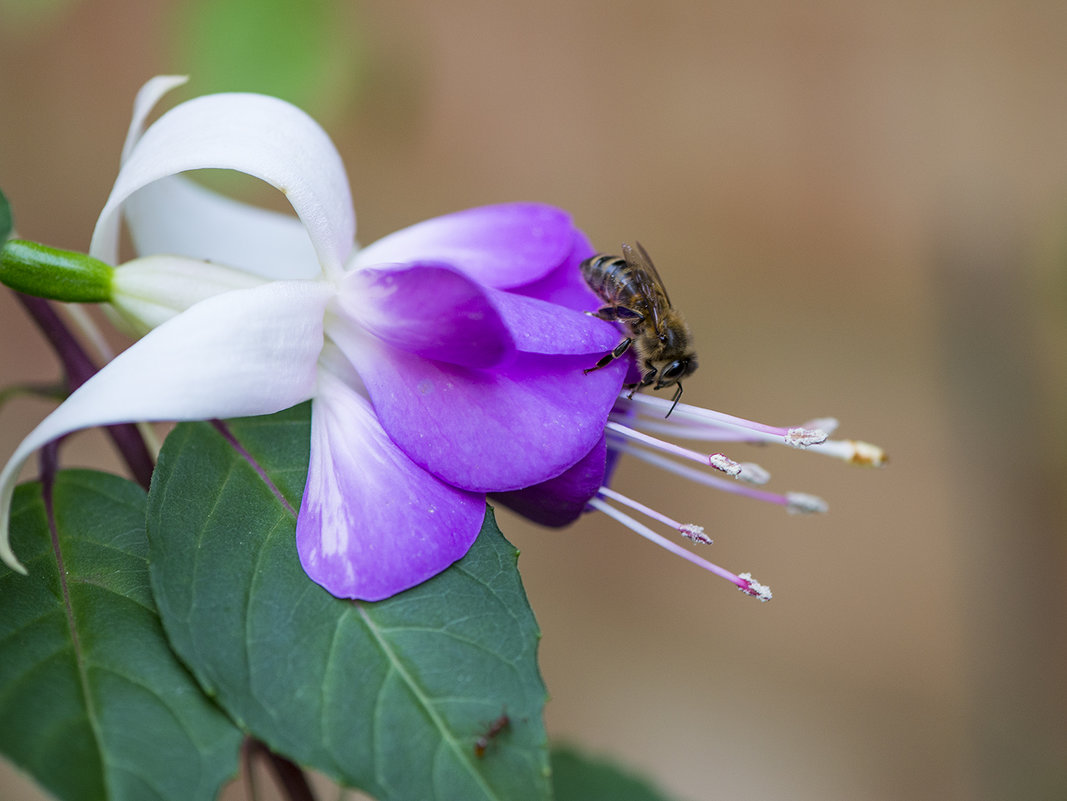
<box><xmin>581</xmin><ymin>242</ymin><xmax>697</xmax><ymax>416</ymax></box>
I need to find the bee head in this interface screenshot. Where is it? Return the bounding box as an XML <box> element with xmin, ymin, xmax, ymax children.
<box><xmin>653</xmin><ymin>354</ymin><xmax>698</xmax><ymax>390</ymax></box>
<box><xmin>653</xmin><ymin>355</ymin><xmax>697</xmax><ymax>417</ymax></box>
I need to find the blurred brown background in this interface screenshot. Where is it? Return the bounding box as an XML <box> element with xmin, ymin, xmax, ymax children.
<box><xmin>2</xmin><ymin>0</ymin><xmax>1066</xmax><ymax>799</ymax></box>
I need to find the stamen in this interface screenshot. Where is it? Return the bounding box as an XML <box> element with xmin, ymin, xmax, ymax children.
<box><xmin>596</xmin><ymin>485</ymin><xmax>709</xmax><ymax>543</ymax></box>
<box><xmin>736</xmin><ymin>462</ymin><xmax>771</xmax><ymax>485</ymax></box>
<box><xmin>620</xmin><ymin>420</ymin><xmax>752</xmax><ymax>441</ymax></box>
<box><xmin>807</xmin><ymin>439</ymin><xmax>887</xmax><ymax>467</ymax></box>
<box><xmin>589</xmin><ymin>497</ymin><xmax>761</xmax><ymax>596</ymax></box>
<box><xmin>617</xmin><ymin>395</ymin><xmax>829</xmax><ymax>447</ymax></box>
<box><xmin>785</xmin><ymin>427</ymin><xmax>829</xmax><ymax>448</ymax></box>
<box><xmin>606</xmin><ymin>422</ymin><xmax>741</xmax><ymax>475</ymax></box>
<box><xmin>708</xmin><ymin>453</ymin><xmax>743</xmax><ymax>477</ymax></box>
<box><xmin>617</xmin><ymin>445</ymin><xmax>814</xmax><ymax>512</ymax></box>
<box><xmin>737</xmin><ymin>572</ymin><xmax>773</xmax><ymax>602</ymax></box>
<box><xmin>785</xmin><ymin>492</ymin><xmax>829</xmax><ymax>514</ymax></box>
<box><xmin>679</xmin><ymin>524</ymin><xmax>713</xmax><ymax>545</ymax></box>
<box><xmin>802</xmin><ymin>417</ymin><xmax>840</xmax><ymax>437</ymax></box>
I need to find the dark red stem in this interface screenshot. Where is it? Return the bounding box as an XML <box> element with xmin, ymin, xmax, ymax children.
<box><xmin>246</xmin><ymin>738</ymin><xmax>318</xmax><ymax>801</ymax></box>
<box><xmin>14</xmin><ymin>293</ymin><xmax>154</xmax><ymax>490</ymax></box>
<box><xmin>17</xmin><ymin>292</ymin><xmax>317</xmax><ymax>801</ymax></box>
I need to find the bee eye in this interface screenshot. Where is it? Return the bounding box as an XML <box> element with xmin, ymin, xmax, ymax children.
<box><xmin>660</xmin><ymin>360</ymin><xmax>688</xmax><ymax>381</ymax></box>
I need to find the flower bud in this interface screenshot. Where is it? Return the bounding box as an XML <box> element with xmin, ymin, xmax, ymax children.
<box><xmin>0</xmin><ymin>240</ymin><xmax>113</xmax><ymax>303</ymax></box>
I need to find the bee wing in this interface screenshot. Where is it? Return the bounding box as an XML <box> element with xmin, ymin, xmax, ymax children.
<box><xmin>622</xmin><ymin>241</ymin><xmax>672</xmax><ymax>333</ymax></box>
<box><xmin>631</xmin><ymin>242</ymin><xmax>673</xmax><ymax>306</ymax></box>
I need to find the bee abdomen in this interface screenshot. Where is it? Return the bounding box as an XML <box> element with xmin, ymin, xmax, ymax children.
<box><xmin>581</xmin><ymin>254</ymin><xmax>633</xmax><ymax>301</ymax></box>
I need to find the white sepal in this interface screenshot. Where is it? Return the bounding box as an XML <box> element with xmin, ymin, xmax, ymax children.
<box><xmin>91</xmin><ymin>87</ymin><xmax>355</xmax><ymax>281</ymax></box>
<box><xmin>110</xmin><ymin>254</ymin><xmax>266</xmax><ymax>335</ymax></box>
<box><xmin>0</xmin><ymin>280</ymin><xmax>332</xmax><ymax>573</ymax></box>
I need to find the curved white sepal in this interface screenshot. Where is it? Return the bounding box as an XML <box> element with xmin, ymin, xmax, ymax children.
<box><xmin>123</xmin><ymin>177</ymin><xmax>322</xmax><ymax>280</ymax></box>
<box><xmin>91</xmin><ymin>91</ymin><xmax>355</xmax><ymax>280</ymax></box>
<box><xmin>122</xmin><ymin>76</ymin><xmax>189</xmax><ymax>164</ymax></box>
<box><xmin>0</xmin><ymin>280</ymin><xmax>332</xmax><ymax>573</ymax></box>
<box><xmin>89</xmin><ymin>75</ymin><xmax>189</xmax><ymax>265</ymax></box>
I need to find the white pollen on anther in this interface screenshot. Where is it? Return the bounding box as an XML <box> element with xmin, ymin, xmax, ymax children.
<box><xmin>679</xmin><ymin>524</ymin><xmax>713</xmax><ymax>545</ymax></box>
<box><xmin>708</xmin><ymin>453</ymin><xmax>742</xmax><ymax>476</ymax></box>
<box><xmin>785</xmin><ymin>427</ymin><xmax>829</xmax><ymax>448</ymax></box>
<box><xmin>785</xmin><ymin>492</ymin><xmax>829</xmax><ymax>514</ymax></box>
<box><xmin>737</xmin><ymin>462</ymin><xmax>771</xmax><ymax>485</ymax></box>
<box><xmin>738</xmin><ymin>572</ymin><xmax>773</xmax><ymax>602</ymax></box>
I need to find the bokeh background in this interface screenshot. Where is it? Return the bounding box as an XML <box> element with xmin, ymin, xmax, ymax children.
<box><xmin>2</xmin><ymin>0</ymin><xmax>1066</xmax><ymax>799</ymax></box>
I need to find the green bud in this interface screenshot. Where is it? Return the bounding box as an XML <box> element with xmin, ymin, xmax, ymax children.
<box><xmin>0</xmin><ymin>239</ymin><xmax>113</xmax><ymax>303</ymax></box>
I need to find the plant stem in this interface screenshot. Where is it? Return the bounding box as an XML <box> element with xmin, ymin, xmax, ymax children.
<box><xmin>15</xmin><ymin>291</ymin><xmax>320</xmax><ymax>801</ymax></box>
<box><xmin>246</xmin><ymin>738</ymin><xmax>318</xmax><ymax>801</ymax></box>
<box><xmin>14</xmin><ymin>293</ymin><xmax>154</xmax><ymax>490</ymax></box>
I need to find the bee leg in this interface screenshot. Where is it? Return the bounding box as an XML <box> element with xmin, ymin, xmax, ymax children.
<box><xmin>623</xmin><ymin>368</ymin><xmax>657</xmax><ymax>398</ymax></box>
<box><xmin>623</xmin><ymin>366</ymin><xmax>653</xmax><ymax>398</ymax></box>
<box><xmin>665</xmin><ymin>383</ymin><xmax>684</xmax><ymax>417</ymax></box>
<box><xmin>584</xmin><ymin>337</ymin><xmax>633</xmax><ymax>374</ymax></box>
<box><xmin>587</xmin><ymin>306</ymin><xmax>644</xmax><ymax>323</ymax></box>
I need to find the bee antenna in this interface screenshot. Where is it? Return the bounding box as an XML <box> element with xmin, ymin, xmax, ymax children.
<box><xmin>666</xmin><ymin>384</ymin><xmax>683</xmax><ymax>418</ymax></box>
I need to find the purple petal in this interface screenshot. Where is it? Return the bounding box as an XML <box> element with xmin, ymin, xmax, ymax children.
<box><xmin>352</xmin><ymin>204</ymin><xmax>575</xmax><ymax>289</ymax></box>
<box><xmin>297</xmin><ymin>375</ymin><xmax>485</xmax><ymax>601</ymax></box>
<box><xmin>335</xmin><ymin>332</ymin><xmax>629</xmax><ymax>492</ymax></box>
<box><xmin>491</xmin><ymin>437</ymin><xmax>607</xmax><ymax>527</ymax></box>
<box><xmin>337</xmin><ymin>263</ymin><xmax>513</xmax><ymax>368</ymax></box>
<box><xmin>488</xmin><ymin>288</ymin><xmax>620</xmax><ymax>355</ymax></box>
<box><xmin>508</xmin><ymin>229</ymin><xmax>603</xmax><ymax>313</ymax></box>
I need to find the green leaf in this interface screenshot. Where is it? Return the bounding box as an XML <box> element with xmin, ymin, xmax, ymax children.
<box><xmin>169</xmin><ymin>0</ymin><xmax>365</xmax><ymax>117</ymax></box>
<box><xmin>0</xmin><ymin>470</ymin><xmax>242</xmax><ymax>801</ymax></box>
<box><xmin>148</xmin><ymin>404</ymin><xmax>552</xmax><ymax>801</ymax></box>
<box><xmin>0</xmin><ymin>0</ymin><xmax>81</xmax><ymax>34</ymax></box>
<box><xmin>551</xmin><ymin>746</ymin><xmax>683</xmax><ymax>801</ymax></box>
<box><xmin>0</xmin><ymin>186</ymin><xmax>12</xmax><ymax>243</ymax></box>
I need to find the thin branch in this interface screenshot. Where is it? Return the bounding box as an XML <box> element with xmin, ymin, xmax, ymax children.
<box><xmin>246</xmin><ymin>738</ymin><xmax>318</xmax><ymax>801</ymax></box>
<box><xmin>15</xmin><ymin>294</ymin><xmax>320</xmax><ymax>801</ymax></box>
<box><xmin>14</xmin><ymin>293</ymin><xmax>154</xmax><ymax>490</ymax></box>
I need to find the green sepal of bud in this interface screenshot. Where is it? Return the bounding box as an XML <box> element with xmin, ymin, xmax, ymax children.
<box><xmin>0</xmin><ymin>239</ymin><xmax>114</xmax><ymax>303</ymax></box>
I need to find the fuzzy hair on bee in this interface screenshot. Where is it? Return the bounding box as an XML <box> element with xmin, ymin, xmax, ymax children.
<box><xmin>581</xmin><ymin>242</ymin><xmax>697</xmax><ymax>416</ymax></box>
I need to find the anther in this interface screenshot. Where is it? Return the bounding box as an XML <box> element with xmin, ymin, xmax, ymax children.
<box><xmin>807</xmin><ymin>438</ymin><xmax>888</xmax><ymax>467</ymax></box>
<box><xmin>802</xmin><ymin>417</ymin><xmax>839</xmax><ymax>436</ymax></box>
<box><xmin>736</xmin><ymin>462</ymin><xmax>771</xmax><ymax>485</ymax></box>
<box><xmin>785</xmin><ymin>492</ymin><xmax>829</xmax><ymax>514</ymax></box>
<box><xmin>708</xmin><ymin>453</ymin><xmax>742</xmax><ymax>476</ymax></box>
<box><xmin>679</xmin><ymin>524</ymin><xmax>712</xmax><ymax>545</ymax></box>
<box><xmin>845</xmin><ymin>440</ymin><xmax>887</xmax><ymax>467</ymax></box>
<box><xmin>785</xmin><ymin>427</ymin><xmax>829</xmax><ymax>448</ymax></box>
<box><xmin>737</xmin><ymin>572</ymin><xmax>773</xmax><ymax>602</ymax></box>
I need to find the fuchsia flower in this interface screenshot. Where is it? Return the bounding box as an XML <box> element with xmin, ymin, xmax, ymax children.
<box><xmin>0</xmin><ymin>77</ymin><xmax>628</xmax><ymax>600</ymax></box>
<box><xmin>0</xmin><ymin>77</ymin><xmax>884</xmax><ymax>604</ymax></box>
